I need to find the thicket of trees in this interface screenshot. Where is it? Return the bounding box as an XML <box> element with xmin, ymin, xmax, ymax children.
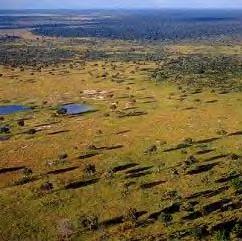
<box><xmin>0</xmin><ymin>43</ymin><xmax>76</xmax><ymax>67</ymax></box>
<box><xmin>152</xmin><ymin>54</ymin><xmax>242</xmax><ymax>90</ymax></box>
<box><xmin>32</xmin><ymin>10</ymin><xmax>242</xmax><ymax>41</ymax></box>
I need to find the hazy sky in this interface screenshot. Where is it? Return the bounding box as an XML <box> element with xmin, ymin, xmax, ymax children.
<box><xmin>1</xmin><ymin>0</ymin><xmax>242</xmax><ymax>9</ymax></box>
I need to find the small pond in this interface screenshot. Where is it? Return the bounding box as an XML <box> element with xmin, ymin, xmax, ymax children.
<box><xmin>58</xmin><ymin>103</ymin><xmax>94</xmax><ymax>115</ymax></box>
<box><xmin>0</xmin><ymin>105</ymin><xmax>30</xmax><ymax>115</ymax></box>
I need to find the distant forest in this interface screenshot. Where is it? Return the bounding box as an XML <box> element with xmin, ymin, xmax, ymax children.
<box><xmin>31</xmin><ymin>10</ymin><xmax>242</xmax><ymax>41</ymax></box>
<box><xmin>1</xmin><ymin>9</ymin><xmax>242</xmax><ymax>41</ymax></box>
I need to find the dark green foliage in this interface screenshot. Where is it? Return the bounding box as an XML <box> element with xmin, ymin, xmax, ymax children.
<box><xmin>32</xmin><ymin>10</ymin><xmax>242</xmax><ymax>41</ymax></box>
<box><xmin>85</xmin><ymin>50</ymin><xmax>165</xmax><ymax>62</ymax></box>
<box><xmin>158</xmin><ymin>212</ymin><xmax>173</xmax><ymax>226</ymax></box>
<box><xmin>214</xmin><ymin>229</ymin><xmax>229</xmax><ymax>241</ymax></box>
<box><xmin>232</xmin><ymin>223</ymin><xmax>242</xmax><ymax>237</ymax></box>
<box><xmin>152</xmin><ymin>54</ymin><xmax>242</xmax><ymax>91</ymax></box>
<box><xmin>190</xmin><ymin>227</ymin><xmax>208</xmax><ymax>240</ymax></box>
<box><xmin>230</xmin><ymin>177</ymin><xmax>242</xmax><ymax>191</ymax></box>
<box><xmin>163</xmin><ymin>55</ymin><xmax>242</xmax><ymax>76</ymax></box>
<box><xmin>0</xmin><ymin>43</ymin><xmax>76</xmax><ymax>67</ymax></box>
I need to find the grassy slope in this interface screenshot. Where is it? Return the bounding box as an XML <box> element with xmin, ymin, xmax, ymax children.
<box><xmin>0</xmin><ymin>38</ymin><xmax>241</xmax><ymax>241</ymax></box>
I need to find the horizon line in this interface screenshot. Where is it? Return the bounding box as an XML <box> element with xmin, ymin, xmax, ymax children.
<box><xmin>1</xmin><ymin>7</ymin><xmax>242</xmax><ymax>11</ymax></box>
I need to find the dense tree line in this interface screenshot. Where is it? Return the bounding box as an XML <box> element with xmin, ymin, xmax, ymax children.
<box><xmin>0</xmin><ymin>43</ymin><xmax>76</xmax><ymax>67</ymax></box>
<box><xmin>152</xmin><ymin>54</ymin><xmax>242</xmax><ymax>90</ymax></box>
<box><xmin>85</xmin><ymin>50</ymin><xmax>166</xmax><ymax>62</ymax></box>
<box><xmin>32</xmin><ymin>10</ymin><xmax>242</xmax><ymax>41</ymax></box>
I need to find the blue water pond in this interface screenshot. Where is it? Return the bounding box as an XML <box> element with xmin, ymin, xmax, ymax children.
<box><xmin>0</xmin><ymin>105</ymin><xmax>30</xmax><ymax>115</ymax></box>
<box><xmin>58</xmin><ymin>103</ymin><xmax>94</xmax><ymax>115</ymax></box>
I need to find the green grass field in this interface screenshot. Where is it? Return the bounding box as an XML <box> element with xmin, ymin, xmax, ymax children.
<box><xmin>0</xmin><ymin>35</ymin><xmax>241</xmax><ymax>241</ymax></box>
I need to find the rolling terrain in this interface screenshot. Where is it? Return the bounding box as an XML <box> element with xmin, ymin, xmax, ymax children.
<box><xmin>0</xmin><ymin>10</ymin><xmax>242</xmax><ymax>241</ymax></box>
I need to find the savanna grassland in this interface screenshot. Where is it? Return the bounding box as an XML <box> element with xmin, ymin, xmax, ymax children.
<box><xmin>0</xmin><ymin>10</ymin><xmax>242</xmax><ymax>241</ymax></box>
